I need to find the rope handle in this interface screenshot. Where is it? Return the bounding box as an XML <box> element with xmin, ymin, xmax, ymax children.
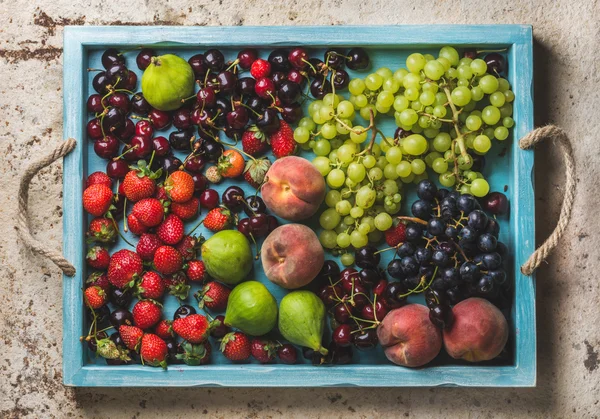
<box><xmin>519</xmin><ymin>125</ymin><xmax>576</xmax><ymax>275</ymax></box>
<box><xmin>17</xmin><ymin>139</ymin><xmax>78</xmax><ymax>277</ymax></box>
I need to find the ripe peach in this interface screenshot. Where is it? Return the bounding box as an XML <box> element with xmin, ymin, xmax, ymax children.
<box><xmin>261</xmin><ymin>156</ymin><xmax>326</xmax><ymax>221</ymax></box>
<box><xmin>261</xmin><ymin>224</ymin><xmax>324</xmax><ymax>289</ymax></box>
<box><xmin>377</xmin><ymin>304</ymin><xmax>442</xmax><ymax>367</ymax></box>
<box><xmin>443</xmin><ymin>297</ymin><xmax>509</xmax><ymax>362</ymax></box>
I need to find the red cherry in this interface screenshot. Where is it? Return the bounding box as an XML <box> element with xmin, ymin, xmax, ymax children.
<box><xmin>249</xmin><ymin>213</ymin><xmax>269</xmax><ymax>237</ymax></box>
<box><xmin>149</xmin><ymin>108</ymin><xmax>171</xmax><ymax>129</ymax></box>
<box><xmin>254</xmin><ymin>77</ymin><xmax>275</xmax><ymax>99</ymax></box>
<box><xmin>172</xmin><ymin>108</ymin><xmax>191</xmax><ymax>130</ymax></box>
<box><xmin>199</xmin><ymin>189</ymin><xmax>219</xmax><ymax>209</ymax></box>
<box><xmin>334</xmin><ymin>303</ymin><xmax>351</xmax><ymax>324</ymax></box>
<box><xmin>108</xmin><ymin>92</ymin><xmax>131</xmax><ymax>113</ymax></box>
<box><xmin>332</xmin><ymin>324</ymin><xmax>353</xmax><ymax>347</ymax></box>
<box><xmin>87</xmin><ymin>118</ymin><xmax>103</xmax><ymax>140</ymax></box>
<box><xmin>287</xmin><ymin>69</ymin><xmax>305</xmax><ymax>85</ymax></box>
<box><xmin>152</xmin><ymin>136</ymin><xmax>170</xmax><ymax>156</ymax></box>
<box><xmin>87</xmin><ymin>94</ymin><xmax>104</xmax><ymax>113</ymax></box>
<box><xmin>288</xmin><ymin>48</ymin><xmax>309</xmax><ymax>69</ymax></box>
<box><xmin>185</xmin><ymin>155</ymin><xmax>206</xmax><ymax>173</ymax></box>
<box><xmin>374</xmin><ymin>301</ymin><xmax>388</xmax><ymax>321</ymax></box>
<box><xmin>277</xmin><ymin>344</ymin><xmax>298</xmax><ymax>364</ymax></box>
<box><xmin>121</xmin><ymin>71</ymin><xmax>138</xmax><ymax>91</ymax></box>
<box><xmin>191</xmin><ymin>174</ymin><xmax>207</xmax><ymax>192</ymax></box>
<box><xmin>237</xmin><ymin>218</ymin><xmax>252</xmax><ymax>237</ymax></box>
<box><xmin>106</xmin><ymin>159</ymin><xmax>129</xmax><ymax>179</ymax></box>
<box><xmin>481</xmin><ymin>192</ymin><xmax>509</xmax><ymax>215</ymax></box>
<box><xmin>373</xmin><ymin>279</ymin><xmax>388</xmax><ymax>298</ymax></box>
<box><xmin>114</xmin><ymin>119</ymin><xmax>135</xmax><ymax>143</ymax></box>
<box><xmin>238</xmin><ymin>49</ymin><xmax>258</xmax><ymax>70</ymax></box>
<box><xmin>130</xmin><ymin>135</ymin><xmax>152</xmax><ymax>159</ymax></box>
<box><xmin>93</xmin><ymin>135</ymin><xmax>119</xmax><ymax>159</ymax></box>
<box><xmin>266</xmin><ymin>215</ymin><xmax>279</xmax><ymax>233</ymax></box>
<box><xmin>135</xmin><ymin>120</ymin><xmax>154</xmax><ymax>139</ymax></box>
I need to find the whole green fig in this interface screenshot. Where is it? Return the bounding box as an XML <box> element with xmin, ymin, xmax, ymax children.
<box><xmin>278</xmin><ymin>291</ymin><xmax>328</xmax><ymax>355</ymax></box>
<box><xmin>141</xmin><ymin>54</ymin><xmax>194</xmax><ymax>111</ymax></box>
<box><xmin>201</xmin><ymin>230</ymin><xmax>253</xmax><ymax>285</ymax></box>
<box><xmin>224</xmin><ymin>281</ymin><xmax>278</xmax><ymax>336</ymax></box>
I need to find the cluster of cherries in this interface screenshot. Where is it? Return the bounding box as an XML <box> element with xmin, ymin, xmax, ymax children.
<box><xmin>220</xmin><ymin>186</ymin><xmax>279</xmax><ymax>241</ymax></box>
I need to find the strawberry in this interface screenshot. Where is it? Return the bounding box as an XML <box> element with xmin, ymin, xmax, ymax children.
<box><xmin>122</xmin><ymin>160</ymin><xmax>161</xmax><ymax>202</ymax></box>
<box><xmin>82</xmin><ymin>184</ymin><xmax>113</xmax><ymax>216</ymax></box>
<box><xmin>153</xmin><ymin>245</ymin><xmax>183</xmax><ymax>275</ymax></box>
<box><xmin>86</xmin><ymin>271</ymin><xmax>110</xmax><ymax>291</ymax></box>
<box><xmin>269</xmin><ymin>120</ymin><xmax>295</xmax><ymax>158</ymax></box>
<box><xmin>217</xmin><ymin>149</ymin><xmax>245</xmax><ymax>178</ymax></box>
<box><xmin>136</xmin><ymin>233</ymin><xmax>163</xmax><ymax>261</ymax></box>
<box><xmin>186</xmin><ymin>260</ymin><xmax>206</xmax><ymax>282</ymax></box>
<box><xmin>251</xmin><ymin>339</ymin><xmax>279</xmax><ymax>364</ymax></box>
<box><xmin>220</xmin><ymin>332</ymin><xmax>251</xmax><ymax>361</ymax></box>
<box><xmin>84</xmin><ymin>286</ymin><xmax>107</xmax><ymax>309</ymax></box>
<box><xmin>132</xmin><ymin>198</ymin><xmax>165</xmax><ymax>227</ymax></box>
<box><xmin>132</xmin><ymin>299</ymin><xmax>162</xmax><ymax>329</ymax></box>
<box><xmin>140</xmin><ymin>333</ymin><xmax>168</xmax><ymax>368</ymax></box>
<box><xmin>196</xmin><ymin>281</ymin><xmax>230</xmax><ymax>311</ymax></box>
<box><xmin>87</xmin><ymin>217</ymin><xmax>117</xmax><ymax>243</ymax></box>
<box><xmin>203</xmin><ymin>207</ymin><xmax>232</xmax><ymax>232</ymax></box>
<box><xmin>242</xmin><ymin>127</ymin><xmax>268</xmax><ymax>156</ymax></box>
<box><xmin>250</xmin><ymin>58</ymin><xmax>271</xmax><ymax>78</ymax></box>
<box><xmin>157</xmin><ymin>214</ymin><xmax>184</xmax><ymax>245</ymax></box>
<box><xmin>119</xmin><ymin>325</ymin><xmax>144</xmax><ymax>351</ymax></box>
<box><xmin>171</xmin><ymin>197</ymin><xmax>199</xmax><ymax>221</ymax></box>
<box><xmin>176</xmin><ymin>235</ymin><xmax>202</xmax><ymax>261</ymax></box>
<box><xmin>108</xmin><ymin>249</ymin><xmax>143</xmax><ymax>289</ymax></box>
<box><xmin>154</xmin><ymin>185</ymin><xmax>169</xmax><ymax>201</ymax></box>
<box><xmin>86</xmin><ymin>171</ymin><xmax>113</xmax><ymax>189</ymax></box>
<box><xmin>126</xmin><ymin>213</ymin><xmax>148</xmax><ymax>236</ymax></box>
<box><xmin>176</xmin><ymin>341</ymin><xmax>211</xmax><ymax>366</ymax></box>
<box><xmin>86</xmin><ymin>247</ymin><xmax>110</xmax><ymax>270</ymax></box>
<box><xmin>384</xmin><ymin>223</ymin><xmax>407</xmax><ymax>247</ymax></box>
<box><xmin>205</xmin><ymin>166</ymin><xmax>222</xmax><ymax>184</ymax></box>
<box><xmin>164</xmin><ymin>171</ymin><xmax>195</xmax><ymax>203</ymax></box>
<box><xmin>172</xmin><ymin>314</ymin><xmax>210</xmax><ymax>343</ymax></box>
<box><xmin>243</xmin><ymin>158</ymin><xmax>271</xmax><ymax>189</ymax></box>
<box><xmin>136</xmin><ymin>271</ymin><xmax>165</xmax><ymax>300</ymax></box>
<box><xmin>154</xmin><ymin>319</ymin><xmax>174</xmax><ymax>340</ymax></box>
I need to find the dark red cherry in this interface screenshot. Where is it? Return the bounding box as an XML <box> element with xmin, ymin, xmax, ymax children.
<box><xmin>87</xmin><ymin>94</ymin><xmax>104</xmax><ymax>113</ymax></box>
<box><xmin>152</xmin><ymin>136</ymin><xmax>170</xmax><ymax>156</ymax></box>
<box><xmin>87</xmin><ymin>118</ymin><xmax>103</xmax><ymax>140</ymax></box>
<box><xmin>184</xmin><ymin>155</ymin><xmax>206</xmax><ymax>173</ymax></box>
<box><xmin>188</xmin><ymin>54</ymin><xmax>208</xmax><ymax>77</ymax></box>
<box><xmin>106</xmin><ymin>159</ymin><xmax>129</xmax><ymax>179</ymax></box>
<box><xmin>114</xmin><ymin>119</ymin><xmax>135</xmax><ymax>143</ymax></box>
<box><xmin>288</xmin><ymin>48</ymin><xmax>309</xmax><ymax>70</ymax></box>
<box><xmin>93</xmin><ymin>135</ymin><xmax>119</xmax><ymax>159</ymax></box>
<box><xmin>237</xmin><ymin>49</ymin><xmax>258</xmax><ymax>70</ymax></box>
<box><xmin>135</xmin><ymin>120</ymin><xmax>154</xmax><ymax>139</ymax></box>
<box><xmin>149</xmin><ymin>108</ymin><xmax>171</xmax><ymax>130</ymax></box>
<box><xmin>172</xmin><ymin>108</ymin><xmax>191</xmax><ymax>130</ymax></box>
<box><xmin>136</xmin><ymin>48</ymin><xmax>156</xmax><ymax>70</ymax></box>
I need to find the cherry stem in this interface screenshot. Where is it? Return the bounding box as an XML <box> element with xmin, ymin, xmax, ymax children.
<box><xmin>123</xmin><ymin>197</ymin><xmax>129</xmax><ymax>232</ymax></box>
<box><xmin>236</xmin><ymin>101</ymin><xmax>262</xmax><ymax>117</ymax></box>
<box><xmin>106</xmin><ymin>213</ymin><xmax>136</xmax><ymax>248</ymax></box>
<box><xmin>187</xmin><ymin>219</ymin><xmax>204</xmax><ymax>235</ymax></box>
<box><xmin>112</xmin><ymin>145</ymin><xmax>138</xmax><ymax>161</ymax></box>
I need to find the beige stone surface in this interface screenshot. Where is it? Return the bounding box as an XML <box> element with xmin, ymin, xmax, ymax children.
<box><xmin>1</xmin><ymin>1</ymin><xmax>599</xmax><ymax>418</ymax></box>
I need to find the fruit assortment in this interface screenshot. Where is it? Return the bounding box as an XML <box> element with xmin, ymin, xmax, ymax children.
<box><xmin>81</xmin><ymin>44</ymin><xmax>514</xmax><ymax>369</ymax></box>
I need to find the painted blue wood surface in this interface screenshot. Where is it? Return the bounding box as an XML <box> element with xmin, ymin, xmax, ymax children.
<box><xmin>62</xmin><ymin>25</ymin><xmax>535</xmax><ymax>387</ymax></box>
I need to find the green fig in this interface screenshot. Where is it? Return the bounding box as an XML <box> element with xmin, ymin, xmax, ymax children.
<box><xmin>224</xmin><ymin>281</ymin><xmax>278</xmax><ymax>336</ymax></box>
<box><xmin>278</xmin><ymin>291</ymin><xmax>328</xmax><ymax>355</ymax></box>
<box><xmin>201</xmin><ymin>230</ymin><xmax>252</xmax><ymax>285</ymax></box>
<box><xmin>141</xmin><ymin>54</ymin><xmax>194</xmax><ymax>111</ymax></box>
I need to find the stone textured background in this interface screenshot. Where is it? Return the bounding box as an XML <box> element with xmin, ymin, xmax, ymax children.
<box><xmin>1</xmin><ymin>1</ymin><xmax>599</xmax><ymax>418</ymax></box>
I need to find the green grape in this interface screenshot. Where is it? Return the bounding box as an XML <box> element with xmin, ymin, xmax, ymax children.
<box><xmin>357</xmin><ymin>223</ymin><xmax>370</xmax><ymax>235</ymax></box>
<box><xmin>459</xmin><ymin>57</ymin><xmax>473</xmax><ymax>66</ymax></box>
<box><xmin>471</xmin><ymin>178</ymin><xmax>490</xmax><ymax>197</ymax></box>
<box><xmin>385</xmin><ymin>146</ymin><xmax>403</xmax><ymax>164</ymax></box>
<box><xmin>365</xmin><ymin>73</ymin><xmax>383</xmax><ymax>90</ymax></box>
<box><xmin>433</xmin><ymin>92</ymin><xmax>447</xmax><ymax>106</ymax></box>
<box><xmin>350</xmin><ymin>230</ymin><xmax>369</xmax><ymax>248</ymax></box>
<box><xmin>327</xmin><ymin>168</ymin><xmax>345</xmax><ymax>188</ymax></box>
<box><xmin>336</xmin><ymin>232</ymin><xmax>351</xmax><ymax>248</ymax></box>
<box><xmin>465</xmin><ymin>114</ymin><xmax>482</xmax><ymax>131</ymax></box>
<box><xmin>404</xmin><ymin>87</ymin><xmax>420</xmax><ymax>101</ymax></box>
<box><xmin>314</xmin><ymin>139</ymin><xmax>332</xmax><ymax>156</ymax></box>
<box><xmin>473</xmin><ymin>135</ymin><xmax>491</xmax><ymax>153</ymax></box>
<box><xmin>343</xmin><ymin>215</ymin><xmax>355</xmax><ymax>226</ymax></box>
<box><xmin>393</xmin><ymin>193</ymin><xmax>402</xmax><ymax>203</ymax></box>
<box><xmin>347</xmin><ymin>161</ymin><xmax>366</xmax><ymax>182</ymax></box>
<box><xmin>336</xmin><ymin>118</ymin><xmax>352</xmax><ymax>135</ymax></box>
<box><xmin>337</xmin><ymin>144</ymin><xmax>355</xmax><ymax>163</ymax></box>
<box><xmin>411</xmin><ymin>100</ymin><xmax>423</xmax><ymax>112</ymax></box>
<box><xmin>460</xmin><ymin>185</ymin><xmax>472</xmax><ymax>195</ymax></box>
<box><xmin>321</xmin><ymin>122</ymin><xmax>337</xmax><ymax>139</ymax></box>
<box><xmin>308</xmin><ymin>100</ymin><xmax>322</xmax><ymax>116</ymax></box>
<box><xmin>349</xmin><ymin>79</ymin><xmax>366</xmax><ymax>96</ymax></box>
<box><xmin>497</xmin><ymin>78</ymin><xmax>510</xmax><ymax>92</ymax></box>
<box><xmin>350</xmin><ymin>206</ymin><xmax>364</xmax><ymax>219</ymax></box>
<box><xmin>495</xmin><ymin>126</ymin><xmax>509</xmax><ymax>141</ymax></box>
<box><xmin>320</xmin><ymin>208</ymin><xmax>341</xmax><ymax>230</ymax></box>
<box><xmin>504</xmin><ymin>90</ymin><xmax>515</xmax><ymax>102</ymax></box>
<box><xmin>377</xmin><ymin>91</ymin><xmax>395</xmax><ymax>108</ymax></box>
<box><xmin>355</xmin><ymin>185</ymin><xmax>376</xmax><ymax>208</ymax></box>
<box><xmin>376</xmin><ymin>190</ymin><xmax>385</xmax><ymax>202</ymax></box>
<box><xmin>451</xmin><ymin>86</ymin><xmax>472</xmax><ymax>107</ymax></box>
<box><xmin>489</xmin><ymin>91</ymin><xmax>506</xmax><ymax>107</ymax></box>
<box><xmin>323</xmin><ymin>93</ymin><xmax>340</xmax><ymax>108</ymax></box>
<box><xmin>376</xmin><ymin>67</ymin><xmax>393</xmax><ymax>78</ymax></box>
<box><xmin>345</xmin><ymin>177</ymin><xmax>358</xmax><ymax>188</ymax></box>
<box><xmin>367</xmin><ymin>229</ymin><xmax>383</xmax><ymax>243</ymax></box>
<box><xmin>363</xmin><ymin>154</ymin><xmax>377</xmax><ymax>168</ymax></box>
<box><xmin>411</xmin><ymin>158</ymin><xmax>426</xmax><ymax>175</ymax></box>
<box><xmin>457</xmin><ymin>155</ymin><xmax>473</xmax><ymax>170</ymax></box>
<box><xmin>374</xmin><ymin>213</ymin><xmax>393</xmax><ymax>231</ymax></box>
<box><xmin>412</xmin><ymin>173</ymin><xmax>428</xmax><ymax>184</ymax></box>
<box><xmin>444</xmin><ymin>150</ymin><xmax>454</xmax><ymax>160</ymax></box>
<box><xmin>469</xmin><ymin>86</ymin><xmax>483</xmax><ymax>102</ymax></box>
<box><xmin>319</xmin><ymin>230</ymin><xmax>337</xmax><ymax>249</ymax></box>
<box><xmin>375</xmin><ymin>102</ymin><xmax>391</xmax><ymax>114</ymax></box>
<box><xmin>465</xmin><ymin>170</ymin><xmax>478</xmax><ymax>181</ymax></box>
<box><xmin>393</xmin><ymin>68</ymin><xmax>408</xmax><ymax>82</ymax></box>
<box><xmin>383</xmin><ymin>163</ymin><xmax>399</xmax><ymax>180</ymax></box>
<box><xmin>382</xmin><ymin>77</ymin><xmax>401</xmax><ymax>93</ymax></box>
<box><xmin>330</xmin><ymin>138</ymin><xmax>344</xmax><ymax>150</ymax></box>
<box><xmin>313</xmin><ymin>112</ymin><xmax>326</xmax><ymax>125</ymax></box>
<box><xmin>375</xmin><ymin>155</ymin><xmax>388</xmax><ymax>169</ymax></box>
<box><xmin>294</xmin><ymin>126</ymin><xmax>310</xmax><ymax>144</ymax></box>
<box><xmin>424</xmin><ymin>60</ymin><xmax>446</xmax><ymax>80</ymax></box>
<box><xmin>340</xmin><ymin>253</ymin><xmax>355</xmax><ymax>266</ymax></box>
<box><xmin>325</xmin><ymin>190</ymin><xmax>342</xmax><ymax>207</ymax></box>
<box><xmin>334</xmin><ymin>221</ymin><xmax>347</xmax><ymax>234</ymax></box>
<box><xmin>349</xmin><ymin>126</ymin><xmax>367</xmax><ymax>143</ymax></box>
<box><xmin>395</xmin><ymin>160</ymin><xmax>412</xmax><ymax>177</ymax></box>
<box><xmin>393</xmin><ymin>95</ymin><xmax>409</xmax><ymax>112</ymax></box>
<box><xmin>418</xmin><ymin>115</ymin><xmax>431</xmax><ymax>129</ymax></box>
<box><xmin>432</xmin><ymin>105</ymin><xmax>447</xmax><ymax>118</ymax></box>
<box><xmin>420</xmin><ymin>90</ymin><xmax>435</xmax><ymax>106</ymax></box>
<box><xmin>371</xmin><ymin>143</ymin><xmax>382</xmax><ymax>157</ymax></box>
<box><xmin>399</xmin><ymin>109</ymin><xmax>419</xmax><ymax>126</ymax></box>
<box><xmin>299</xmin><ymin>117</ymin><xmax>316</xmax><ymax>131</ymax></box>
<box><xmin>336</xmin><ymin>199</ymin><xmax>352</xmax><ymax>215</ymax></box>
<box><xmin>425</xmin><ymin>126</ymin><xmax>441</xmax><ymax>137</ymax></box>
<box><xmin>457</xmin><ymin>78</ymin><xmax>469</xmax><ymax>87</ymax></box>
<box><xmin>299</xmin><ymin>143</ymin><xmax>312</xmax><ymax>151</ymax></box>
<box><xmin>368</xmin><ymin>167</ymin><xmax>383</xmax><ymax>181</ymax></box>
<box><xmin>439</xmin><ymin>172</ymin><xmax>456</xmax><ymax>187</ymax></box>
<box><xmin>319</xmin><ymin>105</ymin><xmax>335</xmax><ymax>121</ymax></box>
<box><xmin>457</xmin><ymin>65</ymin><xmax>473</xmax><ymax>80</ymax></box>
<box><xmin>423</xmin><ymin>53</ymin><xmax>435</xmax><ymax>61</ymax></box>
<box><xmin>384</xmin><ymin>202</ymin><xmax>400</xmax><ymax>214</ymax></box>
<box><xmin>380</xmin><ymin>139</ymin><xmax>392</xmax><ymax>153</ymax></box>
<box><xmin>432</xmin><ymin>133</ymin><xmax>450</xmax><ymax>153</ymax></box>
<box><xmin>360</xmin><ymin>105</ymin><xmax>377</xmax><ymax>121</ymax></box>
<box><xmin>313</xmin><ymin>156</ymin><xmax>332</xmax><ymax>176</ymax></box>
<box><xmin>483</xmin><ymin>127</ymin><xmax>495</xmax><ymax>140</ymax></box>
<box><xmin>499</xmin><ymin>103</ymin><xmax>513</xmax><ymax>118</ymax></box>
<box><xmin>479</xmin><ymin>75</ymin><xmax>499</xmax><ymax>94</ymax></box>
<box><xmin>400</xmin><ymin>173</ymin><xmax>415</xmax><ymax>183</ymax></box>
<box><xmin>403</xmin><ymin>73</ymin><xmax>421</xmax><ymax>89</ymax></box>
<box><xmin>439</xmin><ymin>46</ymin><xmax>459</xmax><ymax>66</ymax></box>
<box><xmin>432</xmin><ymin>157</ymin><xmax>449</xmax><ymax>174</ymax></box>
<box><xmin>470</xmin><ymin>59</ymin><xmax>487</xmax><ymax>76</ymax></box>
<box><xmin>406</xmin><ymin>53</ymin><xmax>426</xmax><ymax>73</ymax></box>
<box><xmin>445</xmin><ymin>67</ymin><xmax>458</xmax><ymax>79</ymax></box>
<box><xmin>482</xmin><ymin>106</ymin><xmax>501</xmax><ymax>125</ymax></box>
<box><xmin>403</xmin><ymin>134</ymin><xmax>428</xmax><ymax>155</ymax></box>
<box><xmin>425</xmin><ymin>152</ymin><xmax>443</xmax><ymax>167</ymax></box>
<box><xmin>355</xmin><ymin>94</ymin><xmax>368</xmax><ymax>108</ymax></box>
<box><xmin>361</xmin><ymin>216</ymin><xmax>376</xmax><ymax>231</ymax></box>
<box><xmin>337</xmin><ymin>100</ymin><xmax>355</xmax><ymax>118</ymax></box>
<box><xmin>437</xmin><ymin>56</ymin><xmax>451</xmax><ymax>71</ymax></box>
<box><xmin>503</xmin><ymin>116</ymin><xmax>515</xmax><ymax>128</ymax></box>
<box><xmin>382</xmin><ymin>179</ymin><xmax>399</xmax><ymax>195</ymax></box>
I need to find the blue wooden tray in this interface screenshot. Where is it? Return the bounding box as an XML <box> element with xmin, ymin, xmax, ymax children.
<box><xmin>62</xmin><ymin>25</ymin><xmax>535</xmax><ymax>387</ymax></box>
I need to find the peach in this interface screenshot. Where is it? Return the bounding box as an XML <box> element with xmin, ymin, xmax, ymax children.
<box><xmin>443</xmin><ymin>297</ymin><xmax>509</xmax><ymax>362</ymax></box>
<box><xmin>377</xmin><ymin>304</ymin><xmax>442</xmax><ymax>367</ymax></box>
<box><xmin>261</xmin><ymin>224</ymin><xmax>324</xmax><ymax>289</ymax></box>
<box><xmin>261</xmin><ymin>156</ymin><xmax>326</xmax><ymax>221</ymax></box>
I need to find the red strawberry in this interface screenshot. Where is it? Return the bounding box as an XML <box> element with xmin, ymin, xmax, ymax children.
<box><xmin>136</xmin><ymin>233</ymin><xmax>163</xmax><ymax>261</ymax></box>
<box><xmin>127</xmin><ymin>213</ymin><xmax>148</xmax><ymax>236</ymax></box>
<box><xmin>153</xmin><ymin>246</ymin><xmax>183</xmax><ymax>275</ymax></box>
<box><xmin>164</xmin><ymin>171</ymin><xmax>194</xmax><ymax>203</ymax></box>
<box><xmin>196</xmin><ymin>281</ymin><xmax>230</xmax><ymax>311</ymax></box>
<box><xmin>84</xmin><ymin>286</ymin><xmax>107</xmax><ymax>309</ymax></box>
<box><xmin>176</xmin><ymin>235</ymin><xmax>201</xmax><ymax>261</ymax></box>
<box><xmin>136</xmin><ymin>271</ymin><xmax>165</xmax><ymax>300</ymax></box>
<box><xmin>251</xmin><ymin>339</ymin><xmax>279</xmax><ymax>364</ymax></box>
<box><xmin>87</xmin><ymin>217</ymin><xmax>117</xmax><ymax>243</ymax></box>
<box><xmin>250</xmin><ymin>58</ymin><xmax>271</xmax><ymax>78</ymax></box>
<box><xmin>154</xmin><ymin>319</ymin><xmax>174</xmax><ymax>340</ymax></box>
<box><xmin>177</xmin><ymin>341</ymin><xmax>211</xmax><ymax>365</ymax></box>
<box><xmin>157</xmin><ymin>214</ymin><xmax>184</xmax><ymax>245</ymax></box>
<box><xmin>203</xmin><ymin>207</ymin><xmax>232</xmax><ymax>232</ymax></box>
<box><xmin>122</xmin><ymin>160</ymin><xmax>161</xmax><ymax>202</ymax></box>
<box><xmin>140</xmin><ymin>333</ymin><xmax>168</xmax><ymax>368</ymax></box>
<box><xmin>269</xmin><ymin>120</ymin><xmax>295</xmax><ymax>158</ymax></box>
<box><xmin>242</xmin><ymin>128</ymin><xmax>268</xmax><ymax>156</ymax></box>
<box><xmin>220</xmin><ymin>332</ymin><xmax>251</xmax><ymax>361</ymax></box>
<box><xmin>172</xmin><ymin>314</ymin><xmax>210</xmax><ymax>343</ymax></box>
<box><xmin>186</xmin><ymin>260</ymin><xmax>206</xmax><ymax>282</ymax></box>
<box><xmin>86</xmin><ymin>171</ymin><xmax>113</xmax><ymax>189</ymax></box>
<box><xmin>119</xmin><ymin>325</ymin><xmax>144</xmax><ymax>351</ymax></box>
<box><xmin>86</xmin><ymin>246</ymin><xmax>110</xmax><ymax>270</ymax></box>
<box><xmin>82</xmin><ymin>184</ymin><xmax>113</xmax><ymax>216</ymax></box>
<box><xmin>108</xmin><ymin>249</ymin><xmax>143</xmax><ymax>289</ymax></box>
<box><xmin>171</xmin><ymin>197</ymin><xmax>199</xmax><ymax>221</ymax></box>
<box><xmin>86</xmin><ymin>271</ymin><xmax>110</xmax><ymax>291</ymax></box>
<box><xmin>132</xmin><ymin>299</ymin><xmax>162</xmax><ymax>329</ymax></box>
<box><xmin>243</xmin><ymin>158</ymin><xmax>271</xmax><ymax>189</ymax></box>
<box><xmin>384</xmin><ymin>223</ymin><xmax>407</xmax><ymax>247</ymax></box>
<box><xmin>132</xmin><ymin>198</ymin><xmax>165</xmax><ymax>227</ymax></box>
<box><xmin>154</xmin><ymin>185</ymin><xmax>169</xmax><ymax>201</ymax></box>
